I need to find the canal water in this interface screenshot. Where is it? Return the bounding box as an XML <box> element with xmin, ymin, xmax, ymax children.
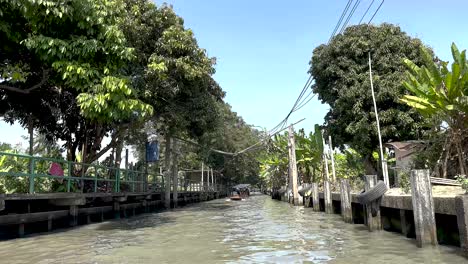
<box><xmin>0</xmin><ymin>195</ymin><xmax>465</xmax><ymax>263</ymax></box>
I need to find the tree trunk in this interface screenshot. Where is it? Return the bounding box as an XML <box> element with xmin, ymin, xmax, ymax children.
<box><xmin>364</xmin><ymin>154</ymin><xmax>377</xmax><ymax>175</ymax></box>
<box><xmin>114</xmin><ymin>139</ymin><xmax>124</xmax><ymax>169</ymax></box>
<box><xmin>28</xmin><ymin>117</ymin><xmax>34</xmax><ymax>156</ymax></box>
<box><xmin>172</xmin><ymin>140</ymin><xmax>179</xmax><ymax>208</ymax></box>
<box><xmin>442</xmin><ymin>141</ymin><xmax>451</xmax><ymax>179</ymax></box>
<box><xmin>455</xmin><ymin>135</ymin><xmax>467</xmax><ymax>176</ymax></box>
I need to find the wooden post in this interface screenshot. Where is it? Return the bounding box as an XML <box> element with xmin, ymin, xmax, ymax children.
<box><xmin>364</xmin><ymin>175</ymin><xmax>382</xmax><ymax>231</ymax></box>
<box><xmin>383</xmin><ymin>159</ymin><xmax>389</xmax><ymax>188</ymax></box>
<box><xmin>411</xmin><ymin>169</ymin><xmax>437</xmax><ymax>247</ymax></box>
<box><xmin>19</xmin><ymin>224</ymin><xmax>25</xmax><ymax>237</ymax></box>
<box><xmin>324</xmin><ymin>181</ymin><xmax>332</xmax><ymax>214</ymax></box>
<box><xmin>47</xmin><ymin>216</ymin><xmax>53</xmax><ymax>231</ymax></box>
<box><xmin>455</xmin><ymin>195</ymin><xmax>468</xmax><ymax>255</ymax></box>
<box><xmin>328</xmin><ymin>136</ymin><xmax>336</xmax><ymax>182</ymax></box>
<box><xmin>172</xmin><ymin>140</ymin><xmax>179</xmax><ymax>208</ymax></box>
<box><xmin>164</xmin><ymin>135</ymin><xmax>173</xmax><ymax>209</ymax></box>
<box><xmin>340</xmin><ymin>179</ymin><xmax>352</xmax><ymax>223</ymax></box>
<box><xmin>113</xmin><ymin>201</ymin><xmax>120</xmax><ymax>219</ymax></box>
<box><xmin>322</xmin><ymin>136</ymin><xmax>332</xmax><ymax>213</ymax></box>
<box><xmin>69</xmin><ymin>205</ymin><xmax>78</xmax><ymax>227</ymax></box>
<box><xmin>311</xmin><ymin>183</ymin><xmax>320</xmax><ymax>212</ymax></box>
<box><xmin>400</xmin><ymin>209</ymin><xmax>410</xmax><ymax>237</ymax></box>
<box><xmin>287</xmin><ymin>125</ymin><xmax>300</xmax><ymax>205</ymax></box>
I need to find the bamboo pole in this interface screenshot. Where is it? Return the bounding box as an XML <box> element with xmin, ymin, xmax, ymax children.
<box><xmin>368</xmin><ymin>52</ymin><xmax>389</xmax><ymax>187</ymax></box>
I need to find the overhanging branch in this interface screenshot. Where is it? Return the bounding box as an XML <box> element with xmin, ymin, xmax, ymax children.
<box><xmin>0</xmin><ymin>69</ymin><xmax>49</xmax><ymax>94</ymax></box>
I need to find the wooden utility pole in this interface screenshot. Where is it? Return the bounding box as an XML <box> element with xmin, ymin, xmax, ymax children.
<box><xmin>328</xmin><ymin>135</ymin><xmax>336</xmax><ymax>182</ymax></box>
<box><xmin>287</xmin><ymin>125</ymin><xmax>300</xmax><ymax>205</ymax></box>
<box><xmin>172</xmin><ymin>140</ymin><xmax>179</xmax><ymax>208</ymax></box>
<box><xmin>164</xmin><ymin>135</ymin><xmax>173</xmax><ymax>209</ymax></box>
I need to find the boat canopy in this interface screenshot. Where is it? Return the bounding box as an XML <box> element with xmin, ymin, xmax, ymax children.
<box><xmin>232</xmin><ymin>184</ymin><xmax>250</xmax><ymax>190</ymax></box>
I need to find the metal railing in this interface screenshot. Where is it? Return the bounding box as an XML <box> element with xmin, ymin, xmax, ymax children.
<box><xmin>0</xmin><ymin>151</ymin><xmax>151</xmax><ymax>194</ymax></box>
<box><xmin>0</xmin><ymin>151</ymin><xmax>224</xmax><ymax>195</ymax></box>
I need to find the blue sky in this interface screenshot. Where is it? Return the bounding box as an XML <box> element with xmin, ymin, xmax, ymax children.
<box><xmin>2</xmin><ymin>0</ymin><xmax>468</xmax><ymax>147</ymax></box>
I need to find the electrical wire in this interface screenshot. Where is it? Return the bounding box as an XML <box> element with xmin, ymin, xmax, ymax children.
<box><xmin>339</xmin><ymin>0</ymin><xmax>361</xmax><ymax>34</ymax></box>
<box><xmin>268</xmin><ymin>0</ymin><xmax>360</xmax><ymax>137</ymax></box>
<box><xmin>358</xmin><ymin>0</ymin><xmax>375</xmax><ymax>24</ymax></box>
<box><xmin>328</xmin><ymin>0</ymin><xmax>353</xmax><ymax>43</ymax></box>
<box><xmin>368</xmin><ymin>0</ymin><xmax>384</xmax><ymax>24</ymax></box>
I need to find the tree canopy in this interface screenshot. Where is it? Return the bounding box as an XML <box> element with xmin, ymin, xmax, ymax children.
<box><xmin>309</xmin><ymin>23</ymin><xmax>429</xmax><ymax>173</ymax></box>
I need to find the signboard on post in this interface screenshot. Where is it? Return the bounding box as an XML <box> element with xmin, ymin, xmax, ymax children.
<box><xmin>146</xmin><ymin>141</ymin><xmax>159</xmax><ymax>162</ymax></box>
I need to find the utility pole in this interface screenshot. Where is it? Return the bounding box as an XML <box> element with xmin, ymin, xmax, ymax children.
<box><xmin>164</xmin><ymin>135</ymin><xmax>173</xmax><ymax>209</ymax></box>
<box><xmin>322</xmin><ymin>136</ymin><xmax>330</xmax><ymax>182</ymax></box>
<box><xmin>368</xmin><ymin>52</ymin><xmax>389</xmax><ymax>187</ymax></box>
<box><xmin>287</xmin><ymin>125</ymin><xmax>300</xmax><ymax>205</ymax></box>
<box><xmin>328</xmin><ymin>136</ymin><xmax>337</xmax><ymax>182</ymax></box>
<box><xmin>322</xmin><ymin>133</ymin><xmax>333</xmax><ymax>214</ymax></box>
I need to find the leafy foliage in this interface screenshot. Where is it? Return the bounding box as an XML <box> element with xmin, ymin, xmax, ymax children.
<box><xmin>0</xmin><ymin>0</ymin><xmax>152</xmax><ymax>121</ymax></box>
<box><xmin>401</xmin><ymin>43</ymin><xmax>468</xmax><ymax>176</ymax></box>
<box><xmin>309</xmin><ymin>24</ymin><xmax>429</xmax><ymax>173</ymax></box>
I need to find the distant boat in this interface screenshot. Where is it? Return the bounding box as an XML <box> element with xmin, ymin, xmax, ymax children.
<box><xmin>230</xmin><ymin>195</ymin><xmax>242</xmax><ymax>201</ymax></box>
<box><xmin>230</xmin><ymin>184</ymin><xmax>250</xmax><ymax>201</ymax></box>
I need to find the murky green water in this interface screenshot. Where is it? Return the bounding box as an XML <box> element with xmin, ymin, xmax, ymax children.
<box><xmin>0</xmin><ymin>195</ymin><xmax>465</xmax><ymax>263</ymax></box>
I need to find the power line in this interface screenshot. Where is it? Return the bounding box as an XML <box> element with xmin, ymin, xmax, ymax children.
<box><xmin>358</xmin><ymin>0</ymin><xmax>375</xmax><ymax>24</ymax></box>
<box><xmin>368</xmin><ymin>0</ymin><xmax>384</xmax><ymax>24</ymax></box>
<box><xmin>268</xmin><ymin>0</ymin><xmax>359</xmax><ymax>137</ymax></box>
<box><xmin>293</xmin><ymin>93</ymin><xmax>316</xmax><ymax>113</ymax></box>
<box><xmin>328</xmin><ymin>0</ymin><xmax>353</xmax><ymax>43</ymax></box>
<box><xmin>339</xmin><ymin>0</ymin><xmax>361</xmax><ymax>34</ymax></box>
<box><xmin>194</xmin><ymin>0</ymin><xmax>366</xmax><ymax>158</ymax></box>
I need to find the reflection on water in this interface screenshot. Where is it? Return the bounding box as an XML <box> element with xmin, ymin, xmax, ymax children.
<box><xmin>0</xmin><ymin>195</ymin><xmax>465</xmax><ymax>263</ymax></box>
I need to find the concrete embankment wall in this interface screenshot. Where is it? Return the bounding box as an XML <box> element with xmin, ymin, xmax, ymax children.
<box><xmin>272</xmin><ymin>171</ymin><xmax>468</xmax><ymax>257</ymax></box>
<box><xmin>0</xmin><ymin>191</ymin><xmax>226</xmax><ymax>238</ymax></box>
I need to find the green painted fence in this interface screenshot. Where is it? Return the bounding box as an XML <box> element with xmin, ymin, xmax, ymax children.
<box><xmin>0</xmin><ymin>151</ymin><xmax>160</xmax><ymax>194</ymax></box>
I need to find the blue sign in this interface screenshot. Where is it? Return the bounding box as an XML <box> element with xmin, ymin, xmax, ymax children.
<box><xmin>146</xmin><ymin>141</ymin><xmax>159</xmax><ymax>162</ymax></box>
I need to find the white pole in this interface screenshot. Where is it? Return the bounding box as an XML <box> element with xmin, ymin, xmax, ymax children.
<box><xmin>368</xmin><ymin>52</ymin><xmax>389</xmax><ymax>187</ymax></box>
<box><xmin>211</xmin><ymin>168</ymin><xmax>214</xmax><ymax>190</ymax></box>
<box><xmin>201</xmin><ymin>162</ymin><xmax>204</xmax><ymax>191</ymax></box>
<box><xmin>322</xmin><ymin>135</ymin><xmax>330</xmax><ymax>181</ymax></box>
<box><xmin>328</xmin><ymin>135</ymin><xmax>336</xmax><ymax>182</ymax></box>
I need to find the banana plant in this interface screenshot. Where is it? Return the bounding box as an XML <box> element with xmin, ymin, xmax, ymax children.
<box><xmin>295</xmin><ymin>125</ymin><xmax>324</xmax><ymax>183</ymax></box>
<box><xmin>401</xmin><ymin>43</ymin><xmax>468</xmax><ymax>175</ymax></box>
<box><xmin>257</xmin><ymin>133</ymin><xmax>289</xmax><ymax>189</ymax></box>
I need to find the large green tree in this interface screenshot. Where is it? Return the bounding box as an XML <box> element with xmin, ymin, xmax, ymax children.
<box><xmin>0</xmin><ymin>0</ymin><xmax>152</xmax><ymax>163</ymax></box>
<box><xmin>310</xmin><ymin>23</ymin><xmax>429</xmax><ymax>173</ymax></box>
<box><xmin>121</xmin><ymin>0</ymin><xmax>223</xmax><ymax>139</ymax></box>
